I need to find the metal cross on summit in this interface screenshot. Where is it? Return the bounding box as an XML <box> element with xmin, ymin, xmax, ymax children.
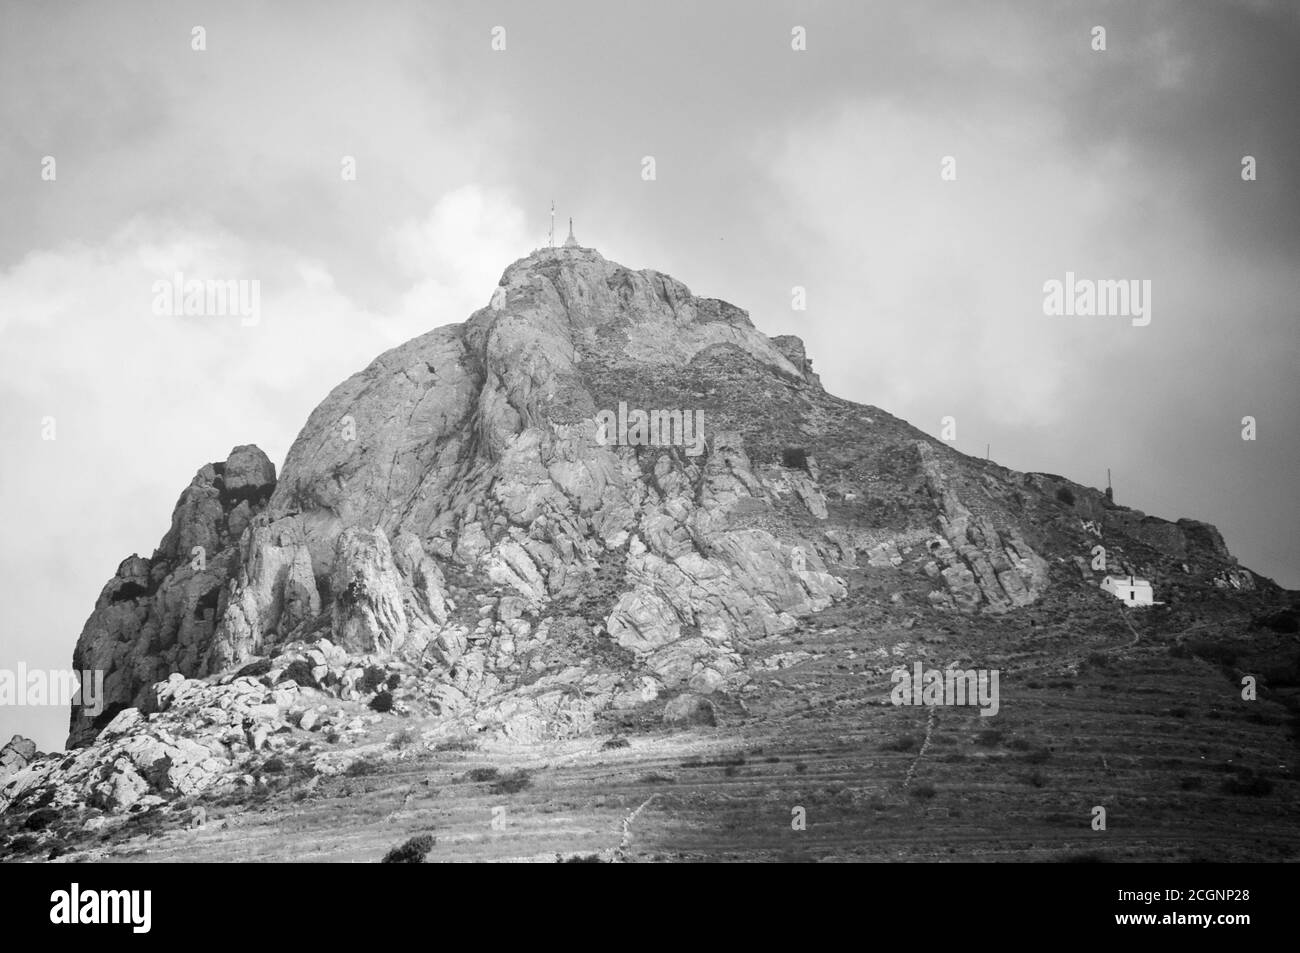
<box><xmin>564</xmin><ymin>217</ymin><xmax>579</xmax><ymax>247</ymax></box>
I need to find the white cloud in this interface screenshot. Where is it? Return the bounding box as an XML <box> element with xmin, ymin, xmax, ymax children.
<box><xmin>759</xmin><ymin>101</ymin><xmax>1080</xmax><ymax>429</ymax></box>
<box><xmin>390</xmin><ymin>186</ymin><xmax>532</xmax><ymax>328</ymax></box>
<box><xmin>0</xmin><ymin>186</ymin><xmax>527</xmax><ymax>749</ymax></box>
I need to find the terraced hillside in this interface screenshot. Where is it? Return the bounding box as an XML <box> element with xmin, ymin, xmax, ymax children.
<box><xmin>9</xmin><ymin>586</ymin><xmax>1295</xmax><ymax>863</ymax></box>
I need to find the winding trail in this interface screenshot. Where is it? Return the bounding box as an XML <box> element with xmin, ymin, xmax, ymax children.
<box><xmin>905</xmin><ymin>706</ymin><xmax>938</xmax><ymax>788</ymax></box>
<box><xmin>619</xmin><ymin>793</ymin><xmax>659</xmax><ymax>852</ymax></box>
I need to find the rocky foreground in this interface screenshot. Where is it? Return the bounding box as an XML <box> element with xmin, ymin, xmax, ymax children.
<box><xmin>1</xmin><ymin>244</ymin><xmax>1295</xmax><ymax>861</ymax></box>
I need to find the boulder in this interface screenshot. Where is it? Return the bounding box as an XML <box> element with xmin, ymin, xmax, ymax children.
<box><xmin>662</xmin><ymin>693</ymin><xmax>717</xmax><ymax>727</ymax></box>
<box><xmin>0</xmin><ymin>735</ymin><xmax>37</xmax><ymax>781</ymax></box>
<box><xmin>221</xmin><ymin>445</ymin><xmax>276</xmax><ymax>500</ymax></box>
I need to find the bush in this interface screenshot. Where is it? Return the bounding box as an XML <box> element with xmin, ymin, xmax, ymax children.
<box><xmin>236</xmin><ymin>658</ymin><xmax>273</xmax><ymax>679</ymax></box>
<box><xmin>360</xmin><ymin>666</ymin><xmax>388</xmax><ymax>693</ymax></box>
<box><xmin>490</xmin><ymin>770</ymin><xmax>532</xmax><ymax>795</ymax></box>
<box><xmin>464</xmin><ymin>767</ymin><xmax>499</xmax><ymax>783</ymax></box>
<box><xmin>884</xmin><ymin>734</ymin><xmax>921</xmax><ymax>753</ymax></box>
<box><xmin>277</xmin><ymin>659</ymin><xmax>318</xmax><ymax>689</ymax></box>
<box><xmin>909</xmin><ymin>783</ymin><xmax>937</xmax><ymax>800</ymax></box>
<box><xmin>389</xmin><ymin>728</ymin><xmax>417</xmax><ymax>750</ymax></box>
<box><xmin>601</xmin><ymin>736</ymin><xmax>630</xmax><ymax>750</ymax></box>
<box><xmin>369</xmin><ymin>691</ymin><xmax>394</xmax><ymax>713</ymax></box>
<box><xmin>1055</xmin><ymin>486</ymin><xmax>1076</xmax><ymax>506</ymax></box>
<box><xmin>344</xmin><ymin>758</ymin><xmax>380</xmax><ymax>778</ymax></box>
<box><xmin>381</xmin><ymin>833</ymin><xmax>435</xmax><ymax>863</ymax></box>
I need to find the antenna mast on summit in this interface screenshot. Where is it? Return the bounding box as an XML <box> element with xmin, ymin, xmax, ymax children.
<box><xmin>549</xmin><ymin>200</ymin><xmax>555</xmax><ymax>248</ymax></box>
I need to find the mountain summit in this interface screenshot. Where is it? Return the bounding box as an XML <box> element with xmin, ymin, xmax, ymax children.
<box><xmin>2</xmin><ymin>248</ymin><xmax>1288</xmax><ymax>854</ymax></box>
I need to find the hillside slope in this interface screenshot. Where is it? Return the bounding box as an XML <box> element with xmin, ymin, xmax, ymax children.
<box><xmin>2</xmin><ymin>245</ymin><xmax>1294</xmax><ymax>862</ymax></box>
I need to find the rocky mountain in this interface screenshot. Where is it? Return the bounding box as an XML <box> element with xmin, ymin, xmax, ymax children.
<box><xmin>2</xmin><ymin>244</ymin><xmax>1293</xmax><ymax>857</ymax></box>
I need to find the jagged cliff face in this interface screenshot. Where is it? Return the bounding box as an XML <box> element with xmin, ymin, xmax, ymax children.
<box><xmin>68</xmin><ymin>446</ymin><xmax>277</xmax><ymax>747</ymax></box>
<box><xmin>66</xmin><ymin>245</ymin><xmax>1260</xmax><ymax>748</ymax></box>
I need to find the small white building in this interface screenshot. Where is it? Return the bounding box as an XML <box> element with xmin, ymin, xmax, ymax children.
<box><xmin>1101</xmin><ymin>574</ymin><xmax>1154</xmax><ymax>606</ymax></box>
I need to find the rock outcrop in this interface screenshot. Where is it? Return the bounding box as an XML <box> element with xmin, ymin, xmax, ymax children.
<box><xmin>915</xmin><ymin>442</ymin><xmax>1050</xmax><ymax>612</ymax></box>
<box><xmin>35</xmin><ymin>242</ymin><xmax>1267</xmax><ymax>818</ymax></box>
<box><xmin>68</xmin><ymin>246</ymin><xmax>855</xmax><ymax>750</ymax></box>
<box><xmin>67</xmin><ymin>446</ymin><xmax>278</xmax><ymax>747</ymax></box>
<box><xmin>0</xmin><ymin>736</ymin><xmax>37</xmax><ymax>784</ymax></box>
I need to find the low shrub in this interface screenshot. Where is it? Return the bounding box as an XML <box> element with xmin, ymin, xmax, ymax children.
<box><xmin>381</xmin><ymin>833</ymin><xmax>435</xmax><ymax>863</ymax></box>
<box><xmin>344</xmin><ymin>758</ymin><xmax>380</xmax><ymax>778</ymax></box>
<box><xmin>490</xmin><ymin>770</ymin><xmax>532</xmax><ymax>795</ymax></box>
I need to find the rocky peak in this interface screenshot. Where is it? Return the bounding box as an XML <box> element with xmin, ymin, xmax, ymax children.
<box><xmin>481</xmin><ymin>245</ymin><xmax>762</xmax><ymax>341</ymax></box>
<box><xmin>66</xmin><ymin>445</ymin><xmax>277</xmax><ymax>748</ymax></box>
<box><xmin>59</xmin><ymin>249</ymin><xmax>1271</xmax><ymax>764</ymax></box>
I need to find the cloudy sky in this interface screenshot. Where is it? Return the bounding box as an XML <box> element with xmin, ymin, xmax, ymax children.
<box><xmin>2</xmin><ymin>0</ymin><xmax>1297</xmax><ymax>749</ymax></box>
